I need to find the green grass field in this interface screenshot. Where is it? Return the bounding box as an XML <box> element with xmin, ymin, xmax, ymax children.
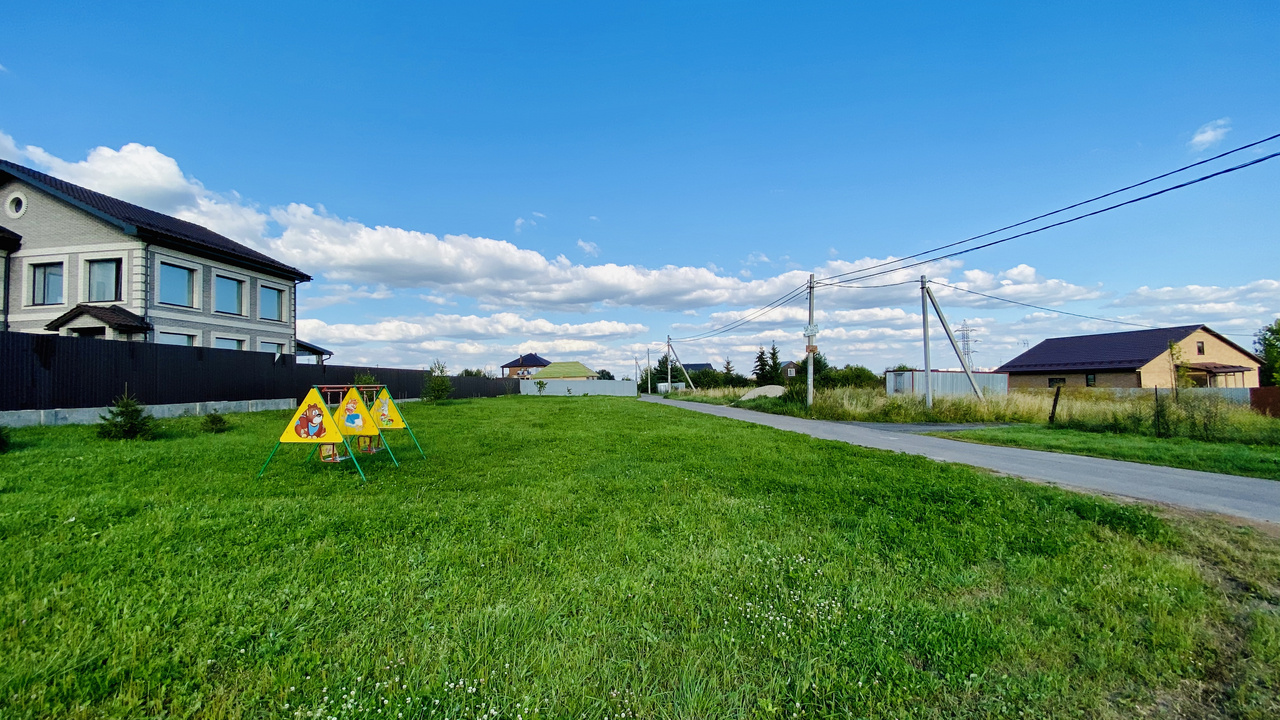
<box><xmin>935</xmin><ymin>426</ymin><xmax>1280</xmax><ymax>481</ymax></box>
<box><xmin>2</xmin><ymin>397</ymin><xmax>1279</xmax><ymax>719</ymax></box>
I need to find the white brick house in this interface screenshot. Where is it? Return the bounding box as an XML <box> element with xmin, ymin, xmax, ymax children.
<box><xmin>0</xmin><ymin>159</ymin><xmax>314</xmax><ymax>355</ymax></box>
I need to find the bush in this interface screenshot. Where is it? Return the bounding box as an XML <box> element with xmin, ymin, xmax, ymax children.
<box><xmin>98</xmin><ymin>393</ymin><xmax>157</xmax><ymax>440</ymax></box>
<box><xmin>423</xmin><ymin>359</ymin><xmax>453</xmax><ymax>401</ymax></box>
<box><xmin>353</xmin><ymin>370</ymin><xmax>379</xmax><ymax>385</ymax></box>
<box><xmin>202</xmin><ymin>412</ymin><xmax>231</xmax><ymax>434</ymax></box>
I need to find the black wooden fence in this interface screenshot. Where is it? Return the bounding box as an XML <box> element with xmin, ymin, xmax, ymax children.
<box><xmin>0</xmin><ymin>331</ymin><xmax>518</xmax><ymax>411</ymax></box>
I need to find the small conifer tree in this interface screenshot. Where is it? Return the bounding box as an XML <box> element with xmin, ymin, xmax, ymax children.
<box><xmin>98</xmin><ymin>392</ymin><xmax>157</xmax><ymax>440</ymax></box>
<box><xmin>202</xmin><ymin>411</ymin><xmax>231</xmax><ymax>434</ymax></box>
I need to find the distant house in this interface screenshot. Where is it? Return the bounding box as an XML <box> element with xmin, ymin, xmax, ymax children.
<box><xmin>533</xmin><ymin>361</ymin><xmax>599</xmax><ymax>381</ymax></box>
<box><xmin>682</xmin><ymin>363</ymin><xmax>715</xmax><ymax>373</ymax></box>
<box><xmin>501</xmin><ymin>352</ymin><xmax>551</xmax><ymax>378</ymax></box>
<box><xmin>997</xmin><ymin>325</ymin><xmax>1261</xmax><ymax>389</ymax></box>
<box><xmin>780</xmin><ymin>360</ymin><xmax>801</xmax><ymax>379</ymax></box>
<box><xmin>1</xmin><ymin>159</ymin><xmax>313</xmax><ymax>355</ymax></box>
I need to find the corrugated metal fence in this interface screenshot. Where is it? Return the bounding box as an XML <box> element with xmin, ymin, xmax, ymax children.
<box><xmin>1</xmin><ymin>331</ymin><xmax>517</xmax><ymax>410</ymax></box>
<box><xmin>885</xmin><ymin>370</ymin><xmax>1009</xmax><ymax>397</ymax></box>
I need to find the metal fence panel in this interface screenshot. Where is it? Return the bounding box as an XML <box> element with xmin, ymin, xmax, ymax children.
<box><xmin>0</xmin><ymin>331</ymin><xmax>517</xmax><ymax>410</ymax></box>
<box><xmin>884</xmin><ymin>371</ymin><xmax>1008</xmax><ymax>397</ymax></box>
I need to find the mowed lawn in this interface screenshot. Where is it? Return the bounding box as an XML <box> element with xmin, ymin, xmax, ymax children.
<box><xmin>2</xmin><ymin>397</ymin><xmax>1279</xmax><ymax>719</ymax></box>
<box><xmin>934</xmin><ymin>426</ymin><xmax>1280</xmax><ymax>481</ymax></box>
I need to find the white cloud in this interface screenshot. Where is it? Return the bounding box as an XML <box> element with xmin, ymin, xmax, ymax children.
<box><xmin>513</xmin><ymin>217</ymin><xmax>526</xmax><ymax>233</ymax></box>
<box><xmin>532</xmin><ymin>211</ymin><xmax>546</xmax><ymax>218</ymax></box>
<box><xmin>577</xmin><ymin>239</ymin><xmax>599</xmax><ymax>256</ymax></box>
<box><xmin>588</xmin><ymin>215</ymin><xmax>598</xmax><ymax>221</ymax></box>
<box><xmin>0</xmin><ymin>64</ymin><xmax>7</xmax><ymax>73</ymax></box>
<box><xmin>744</xmin><ymin>252</ymin><xmax>770</xmax><ymax>265</ymax></box>
<box><xmin>1189</xmin><ymin>118</ymin><xmax>1231</xmax><ymax>151</ymax></box>
<box><xmin>298</xmin><ymin>312</ymin><xmax>648</xmax><ymax>346</ymax></box>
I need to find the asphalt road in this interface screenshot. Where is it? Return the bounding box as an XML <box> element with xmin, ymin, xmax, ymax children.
<box><xmin>641</xmin><ymin>396</ymin><xmax>1280</xmax><ymax>524</ymax></box>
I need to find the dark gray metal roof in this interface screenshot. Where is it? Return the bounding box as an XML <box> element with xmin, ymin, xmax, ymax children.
<box><xmin>501</xmin><ymin>353</ymin><xmax>551</xmax><ymax>368</ymax></box>
<box><xmin>0</xmin><ymin>224</ymin><xmax>19</xmax><ymax>253</ymax></box>
<box><xmin>996</xmin><ymin>325</ymin><xmax>1260</xmax><ymax>374</ymax></box>
<box><xmin>45</xmin><ymin>304</ymin><xmax>153</xmax><ymax>334</ymax></box>
<box><xmin>295</xmin><ymin>339</ymin><xmax>333</xmax><ymax>357</ymax></box>
<box><xmin>0</xmin><ymin>159</ymin><xmax>310</xmax><ymax>282</ymax></box>
<box><xmin>682</xmin><ymin>363</ymin><xmax>715</xmax><ymax>373</ymax></box>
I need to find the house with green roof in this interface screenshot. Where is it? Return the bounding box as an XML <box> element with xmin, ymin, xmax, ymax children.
<box><xmin>532</xmin><ymin>361</ymin><xmax>599</xmax><ymax>380</ymax></box>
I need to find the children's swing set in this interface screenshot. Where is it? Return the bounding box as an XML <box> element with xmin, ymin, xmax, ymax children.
<box><xmin>257</xmin><ymin>384</ymin><xmax>425</xmax><ymax>481</ymax></box>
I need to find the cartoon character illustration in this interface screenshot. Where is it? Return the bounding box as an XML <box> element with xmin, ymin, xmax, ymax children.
<box><xmin>377</xmin><ymin>397</ymin><xmax>392</xmax><ymax>426</ymax></box>
<box><xmin>294</xmin><ymin>404</ymin><xmax>326</xmax><ymax>438</ymax></box>
<box><xmin>343</xmin><ymin>397</ymin><xmax>365</xmax><ymax>431</ymax></box>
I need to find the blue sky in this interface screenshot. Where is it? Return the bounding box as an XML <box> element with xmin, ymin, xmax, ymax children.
<box><xmin>2</xmin><ymin>2</ymin><xmax>1278</xmax><ymax>375</ymax></box>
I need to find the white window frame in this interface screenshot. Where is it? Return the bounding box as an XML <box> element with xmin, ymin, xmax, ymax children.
<box><xmin>156</xmin><ymin>256</ymin><xmax>202</xmax><ymax>310</ymax></box>
<box><xmin>213</xmin><ymin>334</ymin><xmax>249</xmax><ymax>351</ymax></box>
<box><xmin>260</xmin><ymin>340</ymin><xmax>286</xmax><ymax>357</ymax></box>
<box><xmin>258</xmin><ymin>281</ymin><xmax>288</xmax><ymax>322</ymax></box>
<box><xmin>157</xmin><ymin>331</ymin><xmax>197</xmax><ymax>346</ymax></box>
<box><xmin>26</xmin><ymin>258</ymin><xmax>67</xmax><ymax>307</ymax></box>
<box><xmin>213</xmin><ymin>270</ymin><xmax>248</xmax><ymax>316</ymax></box>
<box><xmin>5</xmin><ymin>189</ymin><xmax>28</xmax><ymax>219</ymax></box>
<box><xmin>82</xmin><ymin>254</ymin><xmax>126</xmax><ymax>304</ymax></box>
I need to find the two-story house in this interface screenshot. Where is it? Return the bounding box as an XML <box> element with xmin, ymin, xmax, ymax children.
<box><xmin>1</xmin><ymin>159</ymin><xmax>311</xmax><ymax>354</ymax></box>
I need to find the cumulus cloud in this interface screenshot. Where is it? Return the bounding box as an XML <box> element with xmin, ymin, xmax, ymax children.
<box><xmin>577</xmin><ymin>239</ymin><xmax>599</xmax><ymax>256</ymax></box>
<box><xmin>298</xmin><ymin>312</ymin><xmax>648</xmax><ymax>346</ymax></box>
<box><xmin>1189</xmin><ymin>118</ymin><xmax>1231</xmax><ymax>151</ymax></box>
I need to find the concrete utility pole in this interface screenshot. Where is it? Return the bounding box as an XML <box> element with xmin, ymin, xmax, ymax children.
<box><xmin>647</xmin><ymin>348</ymin><xmax>652</xmax><ymax>394</ymax></box>
<box><xmin>806</xmin><ymin>273</ymin><xmax>816</xmax><ymax>407</ymax></box>
<box><xmin>921</xmin><ymin>275</ymin><xmax>933</xmax><ymax>408</ymax></box>
<box><xmin>666</xmin><ymin>336</ymin><xmax>672</xmax><ymax>392</ymax></box>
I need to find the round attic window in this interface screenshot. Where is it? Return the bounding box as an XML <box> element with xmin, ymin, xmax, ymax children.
<box><xmin>5</xmin><ymin>191</ymin><xmax>27</xmax><ymax>219</ymax></box>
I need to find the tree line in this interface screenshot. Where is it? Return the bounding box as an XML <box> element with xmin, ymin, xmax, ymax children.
<box><xmin>637</xmin><ymin>342</ymin><xmax>883</xmax><ymax>391</ymax></box>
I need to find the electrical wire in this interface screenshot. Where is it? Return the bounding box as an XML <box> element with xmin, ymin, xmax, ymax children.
<box><xmin>819</xmin><ymin>150</ymin><xmax>1280</xmax><ymax>288</ymax></box>
<box><xmin>927</xmin><ymin>280</ymin><xmax>1159</xmax><ymax>329</ymax></box>
<box><xmin>668</xmin><ymin>282</ymin><xmax>809</xmax><ymax>342</ymax></box>
<box><xmin>815</xmin><ymin>279</ymin><xmax>917</xmax><ymax>290</ymax></box>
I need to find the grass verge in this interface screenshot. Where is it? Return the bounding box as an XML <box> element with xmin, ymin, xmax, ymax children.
<box><xmin>1</xmin><ymin>396</ymin><xmax>1278</xmax><ymax>718</ymax></box>
<box><xmin>933</xmin><ymin>425</ymin><xmax>1280</xmax><ymax>481</ymax></box>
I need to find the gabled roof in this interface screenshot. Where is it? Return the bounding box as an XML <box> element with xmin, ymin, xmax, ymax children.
<box><xmin>45</xmin><ymin>304</ymin><xmax>152</xmax><ymax>334</ymax></box>
<box><xmin>501</xmin><ymin>352</ymin><xmax>551</xmax><ymax>368</ymax></box>
<box><xmin>532</xmin><ymin>361</ymin><xmax>598</xmax><ymax>379</ymax></box>
<box><xmin>0</xmin><ymin>159</ymin><xmax>310</xmax><ymax>282</ymax></box>
<box><xmin>682</xmin><ymin>363</ymin><xmax>715</xmax><ymax>373</ymax></box>
<box><xmin>996</xmin><ymin>325</ymin><xmax>1261</xmax><ymax>374</ymax></box>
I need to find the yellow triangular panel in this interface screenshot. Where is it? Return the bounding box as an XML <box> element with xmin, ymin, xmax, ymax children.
<box><xmin>372</xmin><ymin>388</ymin><xmax>407</xmax><ymax>429</ymax></box>
<box><xmin>334</xmin><ymin>387</ymin><xmax>379</xmax><ymax>436</ymax></box>
<box><xmin>280</xmin><ymin>388</ymin><xmax>340</xmax><ymax>443</ymax></box>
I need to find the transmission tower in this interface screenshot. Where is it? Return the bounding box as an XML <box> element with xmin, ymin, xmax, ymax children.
<box><xmin>958</xmin><ymin>320</ymin><xmax>979</xmax><ymax>370</ymax></box>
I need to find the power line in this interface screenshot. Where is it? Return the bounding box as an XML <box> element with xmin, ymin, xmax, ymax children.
<box><xmin>815</xmin><ymin>279</ymin><xmax>916</xmax><ymax>290</ymax></box>
<box><xmin>927</xmin><ymin>280</ymin><xmax>1158</xmax><ymax>329</ymax></box>
<box><xmin>669</xmin><ymin>282</ymin><xmax>809</xmax><ymax>342</ymax></box>
<box><xmin>819</xmin><ymin>132</ymin><xmax>1280</xmax><ymax>285</ymax></box>
<box><xmin>820</xmin><ymin>150</ymin><xmax>1280</xmax><ymax>288</ymax></box>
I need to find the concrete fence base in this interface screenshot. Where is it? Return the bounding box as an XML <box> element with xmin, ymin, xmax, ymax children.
<box><xmin>0</xmin><ymin>398</ymin><xmax>298</xmax><ymax>428</ymax></box>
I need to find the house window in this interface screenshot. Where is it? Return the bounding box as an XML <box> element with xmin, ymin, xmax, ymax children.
<box><xmin>261</xmin><ymin>341</ymin><xmax>285</xmax><ymax>356</ymax></box>
<box><xmin>158</xmin><ymin>332</ymin><xmax>195</xmax><ymax>346</ymax></box>
<box><xmin>260</xmin><ymin>286</ymin><xmax>284</xmax><ymax>321</ymax></box>
<box><xmin>87</xmin><ymin>259</ymin><xmax>122</xmax><ymax>302</ymax></box>
<box><xmin>159</xmin><ymin>263</ymin><xmax>195</xmax><ymax>307</ymax></box>
<box><xmin>215</xmin><ymin>276</ymin><xmax>244</xmax><ymax>315</ymax></box>
<box><xmin>1048</xmin><ymin>377</ymin><xmax>1066</xmax><ymax>387</ymax></box>
<box><xmin>787</xmin><ymin>368</ymin><xmax>796</xmax><ymax>377</ymax></box>
<box><xmin>214</xmin><ymin>337</ymin><xmax>244</xmax><ymax>350</ymax></box>
<box><xmin>31</xmin><ymin>262</ymin><xmax>64</xmax><ymax>305</ymax></box>
<box><xmin>1086</xmin><ymin>374</ymin><xmax>1096</xmax><ymax>387</ymax></box>
<box><xmin>1196</xmin><ymin>341</ymin><xmax>1205</xmax><ymax>356</ymax></box>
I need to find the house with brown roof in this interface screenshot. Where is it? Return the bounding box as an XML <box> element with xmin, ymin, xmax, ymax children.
<box><xmin>997</xmin><ymin>325</ymin><xmax>1261</xmax><ymax>389</ymax></box>
<box><xmin>1</xmin><ymin>159</ymin><xmax>313</xmax><ymax>355</ymax></box>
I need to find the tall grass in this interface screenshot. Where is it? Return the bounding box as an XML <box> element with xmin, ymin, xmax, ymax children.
<box><xmin>671</xmin><ymin>386</ymin><xmax>1280</xmax><ymax>444</ymax></box>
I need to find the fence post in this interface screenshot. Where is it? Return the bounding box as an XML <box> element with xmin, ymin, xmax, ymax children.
<box><xmin>1048</xmin><ymin>385</ymin><xmax>1062</xmax><ymax>425</ymax></box>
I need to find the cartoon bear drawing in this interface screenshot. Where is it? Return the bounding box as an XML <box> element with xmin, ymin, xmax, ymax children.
<box><xmin>294</xmin><ymin>404</ymin><xmax>326</xmax><ymax>438</ymax></box>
